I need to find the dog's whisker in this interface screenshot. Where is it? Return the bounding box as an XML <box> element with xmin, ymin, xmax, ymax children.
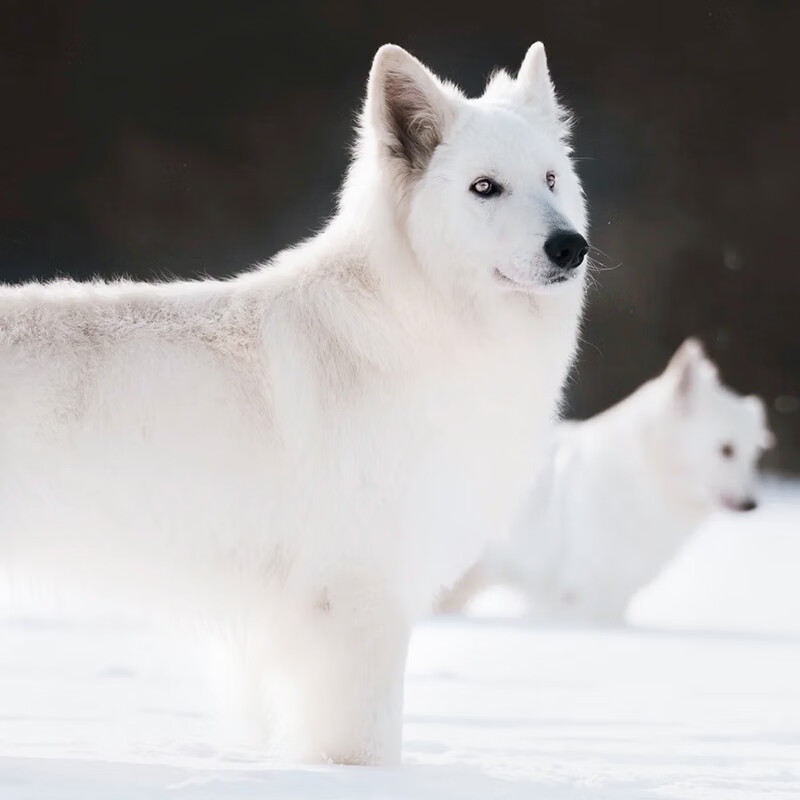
<box><xmin>578</xmin><ymin>333</ymin><xmax>603</xmax><ymax>358</ymax></box>
<box><xmin>586</xmin><ymin>254</ymin><xmax>622</xmax><ymax>274</ymax></box>
<box><xmin>588</xmin><ymin>244</ymin><xmax>619</xmax><ymax>263</ymax></box>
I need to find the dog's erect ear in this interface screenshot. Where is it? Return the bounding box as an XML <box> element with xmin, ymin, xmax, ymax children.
<box><xmin>515</xmin><ymin>43</ymin><xmax>561</xmax><ymax>121</ymax></box>
<box><xmin>665</xmin><ymin>338</ymin><xmax>717</xmax><ymax>404</ymax></box>
<box><xmin>366</xmin><ymin>45</ymin><xmax>453</xmax><ymax>172</ymax></box>
<box><xmin>667</xmin><ymin>338</ymin><xmax>705</xmax><ymax>370</ymax></box>
<box><xmin>743</xmin><ymin>394</ymin><xmax>766</xmax><ymax>419</ymax></box>
<box><xmin>743</xmin><ymin>395</ymin><xmax>777</xmax><ymax>449</ymax></box>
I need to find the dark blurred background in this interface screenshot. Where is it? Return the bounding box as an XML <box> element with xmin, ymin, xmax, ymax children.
<box><xmin>1</xmin><ymin>0</ymin><xmax>797</xmax><ymax>470</ymax></box>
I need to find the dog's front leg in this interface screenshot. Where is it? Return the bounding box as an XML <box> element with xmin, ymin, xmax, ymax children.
<box><xmin>286</xmin><ymin>580</ymin><xmax>410</xmax><ymax>766</ymax></box>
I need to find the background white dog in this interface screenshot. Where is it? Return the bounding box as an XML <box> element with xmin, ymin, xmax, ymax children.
<box><xmin>0</xmin><ymin>43</ymin><xmax>588</xmax><ymax>763</ymax></box>
<box><xmin>440</xmin><ymin>339</ymin><xmax>774</xmax><ymax>623</ymax></box>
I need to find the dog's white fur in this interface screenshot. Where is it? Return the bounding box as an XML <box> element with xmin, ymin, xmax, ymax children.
<box><xmin>0</xmin><ymin>44</ymin><xmax>587</xmax><ymax>763</ymax></box>
<box><xmin>440</xmin><ymin>339</ymin><xmax>774</xmax><ymax>623</ymax></box>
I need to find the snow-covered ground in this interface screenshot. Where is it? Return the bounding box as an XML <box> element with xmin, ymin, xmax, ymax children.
<box><xmin>1</xmin><ymin>478</ymin><xmax>799</xmax><ymax>799</ymax></box>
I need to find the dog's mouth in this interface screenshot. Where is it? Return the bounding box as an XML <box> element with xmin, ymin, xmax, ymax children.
<box><xmin>493</xmin><ymin>268</ymin><xmax>520</xmax><ymax>288</ymax></box>
<box><xmin>493</xmin><ymin>268</ymin><xmax>578</xmax><ymax>292</ymax></box>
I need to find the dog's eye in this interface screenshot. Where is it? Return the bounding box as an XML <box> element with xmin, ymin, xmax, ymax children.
<box><xmin>546</xmin><ymin>171</ymin><xmax>556</xmax><ymax>191</ymax></box>
<box><xmin>470</xmin><ymin>178</ymin><xmax>502</xmax><ymax>197</ymax></box>
<box><xmin>720</xmin><ymin>443</ymin><xmax>736</xmax><ymax>459</ymax></box>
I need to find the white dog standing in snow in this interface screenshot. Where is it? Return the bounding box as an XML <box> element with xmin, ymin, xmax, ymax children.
<box><xmin>440</xmin><ymin>339</ymin><xmax>774</xmax><ymax>623</ymax></box>
<box><xmin>0</xmin><ymin>43</ymin><xmax>589</xmax><ymax>763</ymax></box>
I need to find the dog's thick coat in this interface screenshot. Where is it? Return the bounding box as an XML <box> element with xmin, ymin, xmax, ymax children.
<box><xmin>0</xmin><ymin>44</ymin><xmax>587</xmax><ymax>763</ymax></box>
<box><xmin>441</xmin><ymin>340</ymin><xmax>774</xmax><ymax>622</ymax></box>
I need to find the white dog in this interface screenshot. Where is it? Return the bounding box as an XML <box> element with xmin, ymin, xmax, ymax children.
<box><xmin>0</xmin><ymin>43</ymin><xmax>588</xmax><ymax>763</ymax></box>
<box><xmin>440</xmin><ymin>339</ymin><xmax>774</xmax><ymax>623</ymax></box>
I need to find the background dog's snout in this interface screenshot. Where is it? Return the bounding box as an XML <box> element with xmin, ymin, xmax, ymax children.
<box><xmin>739</xmin><ymin>498</ymin><xmax>758</xmax><ymax>512</ymax></box>
<box><xmin>544</xmin><ymin>231</ymin><xmax>589</xmax><ymax>270</ymax></box>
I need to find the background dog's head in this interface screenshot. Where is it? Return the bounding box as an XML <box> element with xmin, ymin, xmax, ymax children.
<box><xmin>657</xmin><ymin>338</ymin><xmax>775</xmax><ymax>513</ymax></box>
<box><xmin>358</xmin><ymin>44</ymin><xmax>588</xmax><ymax>300</ymax></box>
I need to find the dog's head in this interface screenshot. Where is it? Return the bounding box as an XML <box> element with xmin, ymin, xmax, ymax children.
<box><xmin>657</xmin><ymin>339</ymin><xmax>775</xmax><ymax>513</ymax></box>
<box><xmin>360</xmin><ymin>43</ymin><xmax>588</xmax><ymax>299</ymax></box>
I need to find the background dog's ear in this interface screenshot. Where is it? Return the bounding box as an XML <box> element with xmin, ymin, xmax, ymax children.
<box><xmin>366</xmin><ymin>45</ymin><xmax>453</xmax><ymax>173</ymax></box>
<box><xmin>743</xmin><ymin>395</ymin><xmax>777</xmax><ymax>449</ymax></box>
<box><xmin>665</xmin><ymin>338</ymin><xmax>717</xmax><ymax>405</ymax></box>
<box><xmin>515</xmin><ymin>43</ymin><xmax>564</xmax><ymax>127</ymax></box>
<box><xmin>743</xmin><ymin>394</ymin><xmax>766</xmax><ymax>419</ymax></box>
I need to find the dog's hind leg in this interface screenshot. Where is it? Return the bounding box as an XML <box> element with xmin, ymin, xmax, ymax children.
<box><xmin>435</xmin><ymin>562</ymin><xmax>496</xmax><ymax>614</ymax></box>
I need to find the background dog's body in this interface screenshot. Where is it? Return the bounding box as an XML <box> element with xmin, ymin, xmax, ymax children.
<box><xmin>441</xmin><ymin>340</ymin><xmax>773</xmax><ymax>623</ymax></box>
<box><xmin>0</xmin><ymin>44</ymin><xmax>587</xmax><ymax>764</ymax></box>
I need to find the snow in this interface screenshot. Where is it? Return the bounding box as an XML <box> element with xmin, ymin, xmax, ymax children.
<box><xmin>1</xmin><ymin>478</ymin><xmax>799</xmax><ymax>799</ymax></box>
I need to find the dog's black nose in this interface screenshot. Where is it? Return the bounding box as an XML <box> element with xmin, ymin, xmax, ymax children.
<box><xmin>739</xmin><ymin>498</ymin><xmax>758</xmax><ymax>512</ymax></box>
<box><xmin>544</xmin><ymin>230</ymin><xmax>589</xmax><ymax>270</ymax></box>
